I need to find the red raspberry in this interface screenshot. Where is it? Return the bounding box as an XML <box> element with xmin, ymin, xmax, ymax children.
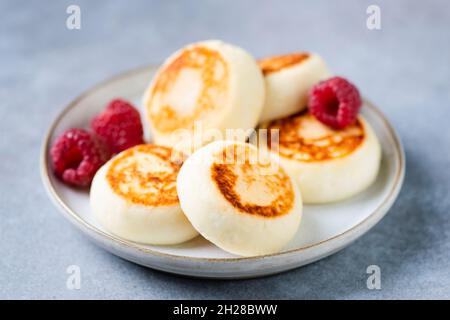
<box><xmin>308</xmin><ymin>76</ymin><xmax>362</xmax><ymax>129</ymax></box>
<box><xmin>50</xmin><ymin>128</ymin><xmax>110</xmax><ymax>187</ymax></box>
<box><xmin>91</xmin><ymin>99</ymin><xmax>144</xmax><ymax>154</ymax></box>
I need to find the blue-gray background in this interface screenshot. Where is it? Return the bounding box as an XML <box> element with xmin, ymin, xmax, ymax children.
<box><xmin>1</xmin><ymin>0</ymin><xmax>449</xmax><ymax>299</ymax></box>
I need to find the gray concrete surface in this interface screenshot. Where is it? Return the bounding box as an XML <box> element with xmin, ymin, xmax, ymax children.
<box><xmin>1</xmin><ymin>0</ymin><xmax>449</xmax><ymax>299</ymax></box>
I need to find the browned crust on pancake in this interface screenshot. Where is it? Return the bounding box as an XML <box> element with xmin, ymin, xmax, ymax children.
<box><xmin>147</xmin><ymin>46</ymin><xmax>229</xmax><ymax>133</ymax></box>
<box><xmin>258</xmin><ymin>53</ymin><xmax>310</xmax><ymax>75</ymax></box>
<box><xmin>210</xmin><ymin>144</ymin><xmax>294</xmax><ymax>218</ymax></box>
<box><xmin>106</xmin><ymin>144</ymin><xmax>185</xmax><ymax>206</ymax></box>
<box><xmin>267</xmin><ymin>112</ymin><xmax>365</xmax><ymax>162</ymax></box>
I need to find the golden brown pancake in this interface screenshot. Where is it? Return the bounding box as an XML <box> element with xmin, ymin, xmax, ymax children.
<box><xmin>258</xmin><ymin>53</ymin><xmax>310</xmax><ymax>75</ymax></box>
<box><xmin>176</xmin><ymin>140</ymin><xmax>302</xmax><ymax>256</ymax></box>
<box><xmin>257</xmin><ymin>53</ymin><xmax>330</xmax><ymax>123</ymax></box>
<box><xmin>90</xmin><ymin>144</ymin><xmax>198</xmax><ymax>245</ymax></box>
<box><xmin>210</xmin><ymin>144</ymin><xmax>294</xmax><ymax>218</ymax></box>
<box><xmin>258</xmin><ymin>112</ymin><xmax>381</xmax><ymax>204</ymax></box>
<box><xmin>106</xmin><ymin>144</ymin><xmax>186</xmax><ymax>206</ymax></box>
<box><xmin>147</xmin><ymin>46</ymin><xmax>229</xmax><ymax>133</ymax></box>
<box><xmin>266</xmin><ymin>112</ymin><xmax>365</xmax><ymax>162</ymax></box>
<box><xmin>143</xmin><ymin>40</ymin><xmax>265</xmax><ymax>155</ymax></box>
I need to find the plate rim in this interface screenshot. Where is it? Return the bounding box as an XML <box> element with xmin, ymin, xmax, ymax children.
<box><xmin>40</xmin><ymin>64</ymin><xmax>405</xmax><ymax>263</ymax></box>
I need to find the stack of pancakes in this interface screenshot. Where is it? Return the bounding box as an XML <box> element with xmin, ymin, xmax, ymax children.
<box><xmin>90</xmin><ymin>40</ymin><xmax>380</xmax><ymax>257</ymax></box>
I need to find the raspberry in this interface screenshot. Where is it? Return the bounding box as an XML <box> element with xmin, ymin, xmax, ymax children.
<box><xmin>50</xmin><ymin>128</ymin><xmax>110</xmax><ymax>187</ymax></box>
<box><xmin>91</xmin><ymin>99</ymin><xmax>144</xmax><ymax>154</ymax></box>
<box><xmin>308</xmin><ymin>76</ymin><xmax>362</xmax><ymax>130</ymax></box>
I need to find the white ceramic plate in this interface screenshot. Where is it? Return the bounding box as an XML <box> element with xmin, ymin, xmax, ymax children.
<box><xmin>41</xmin><ymin>65</ymin><xmax>405</xmax><ymax>279</ymax></box>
